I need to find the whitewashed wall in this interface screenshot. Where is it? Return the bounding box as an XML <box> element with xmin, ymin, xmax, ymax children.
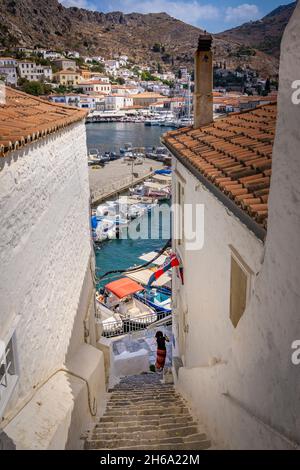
<box><xmin>0</xmin><ymin>121</ymin><xmax>105</xmax><ymax>448</ymax></box>
<box><xmin>173</xmin><ymin>3</ymin><xmax>300</xmax><ymax>449</ymax></box>
<box><xmin>172</xmin><ymin>159</ymin><xmax>264</xmax><ymax>368</ymax></box>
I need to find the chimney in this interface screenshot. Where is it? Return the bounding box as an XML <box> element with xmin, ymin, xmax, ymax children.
<box><xmin>194</xmin><ymin>33</ymin><xmax>213</xmax><ymax>129</ymax></box>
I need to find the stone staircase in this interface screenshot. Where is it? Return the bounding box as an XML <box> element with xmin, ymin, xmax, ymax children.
<box><xmin>84</xmin><ymin>373</ymin><xmax>211</xmax><ymax>450</ymax></box>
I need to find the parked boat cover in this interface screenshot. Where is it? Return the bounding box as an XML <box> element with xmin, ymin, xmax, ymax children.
<box><xmin>105</xmin><ymin>277</ymin><xmax>144</xmax><ymax>299</ymax></box>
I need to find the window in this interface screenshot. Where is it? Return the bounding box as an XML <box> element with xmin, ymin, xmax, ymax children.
<box><xmin>229</xmin><ymin>249</ymin><xmax>252</xmax><ymax>328</ymax></box>
<box><xmin>0</xmin><ymin>334</ymin><xmax>18</xmax><ymax>418</ymax></box>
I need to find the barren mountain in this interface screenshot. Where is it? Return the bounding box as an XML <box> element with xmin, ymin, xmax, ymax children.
<box><xmin>217</xmin><ymin>2</ymin><xmax>296</xmax><ymax>58</ymax></box>
<box><xmin>0</xmin><ymin>0</ymin><xmax>293</xmax><ymax>77</ymax></box>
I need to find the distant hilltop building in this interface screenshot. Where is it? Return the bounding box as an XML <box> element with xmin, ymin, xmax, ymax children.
<box><xmin>0</xmin><ymin>88</ymin><xmax>106</xmax><ymax>449</ymax></box>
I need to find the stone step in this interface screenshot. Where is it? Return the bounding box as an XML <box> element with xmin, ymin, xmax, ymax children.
<box><xmin>108</xmin><ymin>383</ymin><xmax>175</xmax><ymax>392</ymax></box>
<box><xmin>86</xmin><ymin>433</ymin><xmax>208</xmax><ymax>450</ymax></box>
<box><xmin>107</xmin><ymin>399</ymin><xmax>182</xmax><ymax>407</ymax></box>
<box><xmin>94</xmin><ymin>424</ymin><xmax>199</xmax><ymax>435</ymax></box>
<box><xmin>105</xmin><ymin>401</ymin><xmax>186</xmax><ymax>411</ymax></box>
<box><xmin>103</xmin><ymin>407</ymin><xmax>189</xmax><ymax>417</ymax></box>
<box><xmin>100</xmin><ymin>413</ymin><xmax>192</xmax><ymax>424</ymax></box>
<box><xmin>114</xmin><ymin>440</ymin><xmax>211</xmax><ymax>451</ymax></box>
<box><xmin>108</xmin><ymin>394</ymin><xmax>183</xmax><ymax>401</ymax></box>
<box><xmin>84</xmin><ymin>373</ymin><xmax>211</xmax><ymax>451</ymax></box>
<box><xmin>90</xmin><ymin>425</ymin><xmax>200</xmax><ymax>441</ymax></box>
<box><xmin>96</xmin><ymin>416</ymin><xmax>198</xmax><ymax>430</ymax></box>
<box><xmin>109</xmin><ymin>395</ymin><xmax>178</xmax><ymax>402</ymax></box>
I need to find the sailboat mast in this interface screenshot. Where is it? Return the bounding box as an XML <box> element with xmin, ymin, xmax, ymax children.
<box><xmin>187</xmin><ymin>73</ymin><xmax>191</xmax><ymax>123</ymax></box>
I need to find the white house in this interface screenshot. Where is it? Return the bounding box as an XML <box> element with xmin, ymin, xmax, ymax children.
<box><xmin>66</xmin><ymin>51</ymin><xmax>80</xmax><ymax>59</ymax></box>
<box><xmin>105</xmin><ymin>94</ymin><xmax>133</xmax><ymax>111</ymax></box>
<box><xmin>0</xmin><ymin>58</ymin><xmax>18</xmax><ymax>86</ymax></box>
<box><xmin>79</xmin><ymin>80</ymin><xmax>111</xmax><ymax>95</ymax></box>
<box><xmin>104</xmin><ymin>60</ymin><xmax>120</xmax><ymax>76</ymax></box>
<box><xmin>53</xmin><ymin>58</ymin><xmax>77</xmax><ymax>71</ymax></box>
<box><xmin>163</xmin><ymin>19</ymin><xmax>300</xmax><ymax>450</ymax></box>
<box><xmin>17</xmin><ymin>61</ymin><xmax>53</xmax><ymax>81</ymax></box>
<box><xmin>40</xmin><ymin>50</ymin><xmax>62</xmax><ymax>61</ymax></box>
<box><xmin>0</xmin><ymin>66</ymin><xmax>17</xmax><ymax>86</ymax></box>
<box><xmin>111</xmin><ymin>84</ymin><xmax>140</xmax><ymax>95</ymax></box>
<box><xmin>0</xmin><ymin>57</ymin><xmax>17</xmax><ymax>67</ymax></box>
<box><xmin>49</xmin><ymin>93</ymin><xmax>105</xmax><ymax>110</ymax></box>
<box><xmin>0</xmin><ymin>88</ymin><xmax>106</xmax><ymax>449</ymax></box>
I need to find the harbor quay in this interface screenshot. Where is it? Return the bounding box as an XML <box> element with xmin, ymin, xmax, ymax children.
<box><xmin>89</xmin><ymin>157</ymin><xmax>165</xmax><ymax>206</ymax></box>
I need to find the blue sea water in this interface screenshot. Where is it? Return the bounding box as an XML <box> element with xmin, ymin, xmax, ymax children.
<box><xmin>86</xmin><ymin>121</ymin><xmax>173</xmax><ymax>154</ymax></box>
<box><xmin>86</xmin><ymin>123</ymin><xmax>172</xmax><ymax>288</ymax></box>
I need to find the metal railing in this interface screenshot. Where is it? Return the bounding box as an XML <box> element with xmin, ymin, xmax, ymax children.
<box><xmin>96</xmin><ymin>309</ymin><xmax>172</xmax><ymax>338</ymax></box>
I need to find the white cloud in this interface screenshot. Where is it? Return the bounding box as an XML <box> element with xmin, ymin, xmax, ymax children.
<box><xmin>225</xmin><ymin>3</ymin><xmax>260</xmax><ymax>23</ymax></box>
<box><xmin>60</xmin><ymin>0</ymin><xmax>97</xmax><ymax>9</ymax></box>
<box><xmin>107</xmin><ymin>0</ymin><xmax>220</xmax><ymax>26</ymax></box>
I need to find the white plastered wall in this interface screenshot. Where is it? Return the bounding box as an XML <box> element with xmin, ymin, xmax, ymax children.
<box><xmin>173</xmin><ymin>4</ymin><xmax>300</xmax><ymax>449</ymax></box>
<box><xmin>0</xmin><ymin>121</ymin><xmax>106</xmax><ymax>448</ymax></box>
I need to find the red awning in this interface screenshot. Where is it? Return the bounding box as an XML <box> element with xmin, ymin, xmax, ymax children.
<box><xmin>105</xmin><ymin>278</ymin><xmax>144</xmax><ymax>299</ymax></box>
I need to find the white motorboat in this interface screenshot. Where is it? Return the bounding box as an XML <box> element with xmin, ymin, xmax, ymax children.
<box><xmin>88</xmin><ymin>148</ymin><xmax>104</xmax><ymax>166</ymax></box>
<box><xmin>94</xmin><ymin>218</ymin><xmax>116</xmax><ymax>242</ymax></box>
<box><xmin>96</xmin><ymin>278</ymin><xmax>157</xmax><ymax>335</ymax></box>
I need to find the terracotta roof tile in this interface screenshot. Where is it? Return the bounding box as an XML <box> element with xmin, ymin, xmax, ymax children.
<box><xmin>0</xmin><ymin>87</ymin><xmax>87</xmax><ymax>157</ymax></box>
<box><xmin>162</xmin><ymin>103</ymin><xmax>277</xmax><ymax>232</ymax></box>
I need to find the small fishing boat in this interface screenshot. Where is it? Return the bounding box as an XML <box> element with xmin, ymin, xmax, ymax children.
<box><xmin>130</xmin><ymin>181</ymin><xmax>171</xmax><ymax>201</ymax></box>
<box><xmin>96</xmin><ymin>278</ymin><xmax>157</xmax><ymax>335</ymax></box>
<box><xmin>88</xmin><ymin>148</ymin><xmax>104</xmax><ymax>166</ymax></box>
<box><xmin>120</xmin><ymin>143</ymin><xmax>133</xmax><ymax>154</ymax></box>
<box><xmin>134</xmin><ymin>286</ymin><xmax>172</xmax><ymax>315</ymax></box>
<box><xmin>94</xmin><ymin>218</ymin><xmax>116</xmax><ymax>242</ymax></box>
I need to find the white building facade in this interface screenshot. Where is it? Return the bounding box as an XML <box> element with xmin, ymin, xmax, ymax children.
<box><xmin>163</xmin><ymin>17</ymin><xmax>300</xmax><ymax>450</ymax></box>
<box><xmin>0</xmin><ymin>88</ymin><xmax>106</xmax><ymax>449</ymax></box>
<box><xmin>105</xmin><ymin>94</ymin><xmax>133</xmax><ymax>111</ymax></box>
<box><xmin>79</xmin><ymin>80</ymin><xmax>111</xmax><ymax>95</ymax></box>
<box><xmin>18</xmin><ymin>61</ymin><xmax>53</xmax><ymax>81</ymax></box>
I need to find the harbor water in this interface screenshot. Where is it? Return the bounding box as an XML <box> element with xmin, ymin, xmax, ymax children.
<box><xmin>86</xmin><ymin>123</ymin><xmax>173</xmax><ymax>287</ymax></box>
<box><xmin>86</xmin><ymin>121</ymin><xmax>173</xmax><ymax>153</ymax></box>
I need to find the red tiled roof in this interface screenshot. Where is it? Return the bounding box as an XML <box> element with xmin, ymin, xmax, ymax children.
<box><xmin>0</xmin><ymin>87</ymin><xmax>87</xmax><ymax>157</ymax></box>
<box><xmin>163</xmin><ymin>103</ymin><xmax>277</xmax><ymax>233</ymax></box>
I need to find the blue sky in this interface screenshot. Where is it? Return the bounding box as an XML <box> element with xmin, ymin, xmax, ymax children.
<box><xmin>60</xmin><ymin>0</ymin><xmax>293</xmax><ymax>32</ymax></box>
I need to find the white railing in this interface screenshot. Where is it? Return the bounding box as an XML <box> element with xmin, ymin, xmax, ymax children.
<box><xmin>95</xmin><ymin>310</ymin><xmax>172</xmax><ymax>338</ymax></box>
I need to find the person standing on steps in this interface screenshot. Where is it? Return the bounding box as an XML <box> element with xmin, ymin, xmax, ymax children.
<box><xmin>155</xmin><ymin>331</ymin><xmax>169</xmax><ymax>372</ymax></box>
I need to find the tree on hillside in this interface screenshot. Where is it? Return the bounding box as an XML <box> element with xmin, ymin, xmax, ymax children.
<box><xmin>265</xmin><ymin>77</ymin><xmax>271</xmax><ymax>94</ymax></box>
<box><xmin>152</xmin><ymin>43</ymin><xmax>161</xmax><ymax>53</ymax></box>
<box><xmin>116</xmin><ymin>77</ymin><xmax>125</xmax><ymax>85</ymax></box>
<box><xmin>19</xmin><ymin>79</ymin><xmax>52</xmax><ymax>96</ymax></box>
<box><xmin>157</xmin><ymin>62</ymin><xmax>163</xmax><ymax>74</ymax></box>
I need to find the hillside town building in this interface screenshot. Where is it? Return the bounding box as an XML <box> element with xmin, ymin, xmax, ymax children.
<box><xmin>54</xmin><ymin>69</ymin><xmax>82</xmax><ymax>86</ymax></box>
<box><xmin>18</xmin><ymin>61</ymin><xmax>53</xmax><ymax>81</ymax></box>
<box><xmin>79</xmin><ymin>80</ymin><xmax>111</xmax><ymax>95</ymax></box>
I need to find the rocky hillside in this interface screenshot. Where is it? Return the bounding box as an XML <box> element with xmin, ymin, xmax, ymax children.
<box><xmin>0</xmin><ymin>0</ymin><xmax>291</xmax><ymax>77</ymax></box>
<box><xmin>217</xmin><ymin>1</ymin><xmax>296</xmax><ymax>58</ymax></box>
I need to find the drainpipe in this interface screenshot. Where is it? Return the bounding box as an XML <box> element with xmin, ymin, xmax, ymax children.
<box><xmin>194</xmin><ymin>33</ymin><xmax>213</xmax><ymax>128</ymax></box>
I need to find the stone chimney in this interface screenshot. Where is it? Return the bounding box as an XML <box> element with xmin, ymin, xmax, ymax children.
<box><xmin>193</xmin><ymin>33</ymin><xmax>213</xmax><ymax>128</ymax></box>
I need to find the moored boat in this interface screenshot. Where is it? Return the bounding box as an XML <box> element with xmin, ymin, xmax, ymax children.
<box><xmin>96</xmin><ymin>278</ymin><xmax>158</xmax><ymax>336</ymax></box>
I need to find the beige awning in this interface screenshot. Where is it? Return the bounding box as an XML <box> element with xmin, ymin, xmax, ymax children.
<box><xmin>152</xmin><ymin>174</ymin><xmax>172</xmax><ymax>183</ymax></box>
<box><xmin>144</xmin><ymin>181</ymin><xmax>170</xmax><ymax>190</ymax></box>
<box><xmin>139</xmin><ymin>251</ymin><xmax>167</xmax><ymax>266</ymax></box>
<box><xmin>125</xmin><ymin>268</ymin><xmax>171</xmax><ymax>287</ymax></box>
